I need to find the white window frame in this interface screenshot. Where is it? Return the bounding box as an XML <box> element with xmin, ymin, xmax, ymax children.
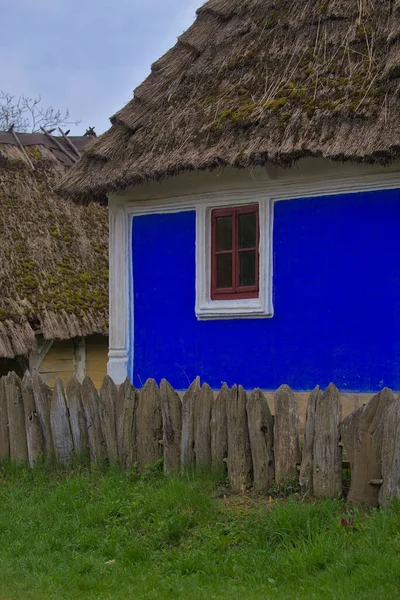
<box><xmin>195</xmin><ymin>194</ymin><xmax>274</xmax><ymax>320</ymax></box>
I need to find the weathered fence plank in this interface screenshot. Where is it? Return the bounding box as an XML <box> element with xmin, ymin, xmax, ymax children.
<box><xmin>380</xmin><ymin>395</ymin><xmax>400</xmax><ymax>507</ymax></box>
<box><xmin>342</xmin><ymin>388</ymin><xmax>394</xmax><ymax>506</ymax></box>
<box><xmin>160</xmin><ymin>379</ymin><xmax>182</xmax><ymax>473</ymax></box>
<box><xmin>21</xmin><ymin>371</ymin><xmax>44</xmax><ymax>467</ymax></box>
<box><xmin>115</xmin><ymin>378</ymin><xmax>137</xmax><ymax>469</ymax></box>
<box><xmin>211</xmin><ymin>383</ymin><xmax>228</xmax><ymax>472</ymax></box>
<box><xmin>135</xmin><ymin>378</ymin><xmax>163</xmax><ymax>471</ymax></box>
<box><xmin>0</xmin><ymin>376</ymin><xmax>9</xmax><ymax>460</ymax></box>
<box><xmin>274</xmin><ymin>385</ymin><xmax>301</xmax><ymax>485</ymax></box>
<box><xmin>313</xmin><ymin>383</ymin><xmax>342</xmax><ymax>498</ymax></box>
<box><xmin>181</xmin><ymin>377</ymin><xmax>200</xmax><ymax>469</ymax></box>
<box><xmin>341</xmin><ymin>408</ymin><xmax>360</xmax><ymax>471</ymax></box>
<box><xmin>227</xmin><ymin>385</ymin><xmax>253</xmax><ymax>492</ymax></box>
<box><xmin>247</xmin><ymin>388</ymin><xmax>274</xmax><ymax>492</ymax></box>
<box><xmin>194</xmin><ymin>383</ymin><xmax>213</xmax><ymax>468</ymax></box>
<box><xmin>66</xmin><ymin>376</ymin><xmax>88</xmax><ymax>456</ymax></box>
<box><xmin>5</xmin><ymin>372</ymin><xmax>28</xmax><ymax>462</ymax></box>
<box><xmin>32</xmin><ymin>373</ymin><xmax>53</xmax><ymax>457</ymax></box>
<box><xmin>99</xmin><ymin>376</ymin><xmax>118</xmax><ymax>464</ymax></box>
<box><xmin>299</xmin><ymin>386</ymin><xmax>321</xmax><ymax>492</ymax></box>
<box><xmin>81</xmin><ymin>376</ymin><xmax>106</xmax><ymax>463</ymax></box>
<box><xmin>50</xmin><ymin>378</ymin><xmax>74</xmax><ymax>465</ymax></box>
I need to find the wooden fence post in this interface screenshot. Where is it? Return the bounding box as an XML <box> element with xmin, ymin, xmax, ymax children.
<box><xmin>380</xmin><ymin>395</ymin><xmax>400</xmax><ymax>507</ymax></box>
<box><xmin>211</xmin><ymin>383</ymin><xmax>228</xmax><ymax>472</ymax></box>
<box><xmin>342</xmin><ymin>388</ymin><xmax>393</xmax><ymax>506</ymax></box>
<box><xmin>299</xmin><ymin>386</ymin><xmax>321</xmax><ymax>492</ymax></box>
<box><xmin>274</xmin><ymin>385</ymin><xmax>301</xmax><ymax>485</ymax></box>
<box><xmin>99</xmin><ymin>376</ymin><xmax>118</xmax><ymax>464</ymax></box>
<box><xmin>227</xmin><ymin>385</ymin><xmax>253</xmax><ymax>492</ymax></box>
<box><xmin>66</xmin><ymin>376</ymin><xmax>88</xmax><ymax>456</ymax></box>
<box><xmin>32</xmin><ymin>373</ymin><xmax>53</xmax><ymax>458</ymax></box>
<box><xmin>115</xmin><ymin>378</ymin><xmax>137</xmax><ymax>469</ymax></box>
<box><xmin>313</xmin><ymin>383</ymin><xmax>342</xmax><ymax>498</ymax></box>
<box><xmin>21</xmin><ymin>371</ymin><xmax>44</xmax><ymax>467</ymax></box>
<box><xmin>5</xmin><ymin>372</ymin><xmax>28</xmax><ymax>463</ymax></box>
<box><xmin>160</xmin><ymin>379</ymin><xmax>182</xmax><ymax>473</ymax></box>
<box><xmin>247</xmin><ymin>388</ymin><xmax>274</xmax><ymax>492</ymax></box>
<box><xmin>181</xmin><ymin>377</ymin><xmax>200</xmax><ymax>469</ymax></box>
<box><xmin>194</xmin><ymin>383</ymin><xmax>213</xmax><ymax>468</ymax></box>
<box><xmin>50</xmin><ymin>378</ymin><xmax>74</xmax><ymax>465</ymax></box>
<box><xmin>0</xmin><ymin>376</ymin><xmax>9</xmax><ymax>461</ymax></box>
<box><xmin>81</xmin><ymin>376</ymin><xmax>106</xmax><ymax>463</ymax></box>
<box><xmin>135</xmin><ymin>379</ymin><xmax>163</xmax><ymax>471</ymax></box>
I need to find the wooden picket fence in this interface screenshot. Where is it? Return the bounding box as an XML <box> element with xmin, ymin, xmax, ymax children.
<box><xmin>0</xmin><ymin>371</ymin><xmax>399</xmax><ymax>508</ymax></box>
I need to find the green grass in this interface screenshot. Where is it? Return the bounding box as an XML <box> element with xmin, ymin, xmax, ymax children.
<box><xmin>0</xmin><ymin>463</ymin><xmax>399</xmax><ymax>600</ymax></box>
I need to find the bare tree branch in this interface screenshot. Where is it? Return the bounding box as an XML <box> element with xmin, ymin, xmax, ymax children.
<box><xmin>0</xmin><ymin>91</ymin><xmax>80</xmax><ymax>133</ymax></box>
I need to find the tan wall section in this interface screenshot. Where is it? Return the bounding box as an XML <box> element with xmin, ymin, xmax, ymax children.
<box><xmin>85</xmin><ymin>335</ymin><xmax>109</xmax><ymax>390</ymax></box>
<box><xmin>38</xmin><ymin>339</ymin><xmax>74</xmax><ymax>388</ymax></box>
<box><xmin>38</xmin><ymin>335</ymin><xmax>108</xmax><ymax>389</ymax></box>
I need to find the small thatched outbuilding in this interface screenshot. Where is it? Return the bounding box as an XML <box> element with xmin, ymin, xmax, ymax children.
<box><xmin>0</xmin><ymin>132</ymin><xmax>109</xmax><ymax>387</ymax></box>
<box><xmin>58</xmin><ymin>0</ymin><xmax>400</xmax><ymax>395</ymax></box>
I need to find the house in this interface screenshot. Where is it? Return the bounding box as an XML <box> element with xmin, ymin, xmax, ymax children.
<box><xmin>58</xmin><ymin>0</ymin><xmax>400</xmax><ymax>395</ymax></box>
<box><xmin>0</xmin><ymin>131</ymin><xmax>109</xmax><ymax>388</ymax></box>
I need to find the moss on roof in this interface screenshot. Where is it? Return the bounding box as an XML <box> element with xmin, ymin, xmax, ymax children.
<box><xmin>0</xmin><ymin>142</ymin><xmax>108</xmax><ymax>358</ymax></box>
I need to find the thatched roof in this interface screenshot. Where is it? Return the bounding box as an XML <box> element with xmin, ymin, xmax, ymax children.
<box><xmin>58</xmin><ymin>0</ymin><xmax>400</xmax><ymax>202</ymax></box>
<box><xmin>0</xmin><ymin>133</ymin><xmax>108</xmax><ymax>359</ymax></box>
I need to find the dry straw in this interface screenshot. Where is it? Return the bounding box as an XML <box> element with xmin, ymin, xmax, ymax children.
<box><xmin>58</xmin><ymin>0</ymin><xmax>400</xmax><ymax>203</ymax></box>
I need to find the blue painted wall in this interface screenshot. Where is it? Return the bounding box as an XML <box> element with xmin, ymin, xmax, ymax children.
<box><xmin>132</xmin><ymin>188</ymin><xmax>400</xmax><ymax>391</ymax></box>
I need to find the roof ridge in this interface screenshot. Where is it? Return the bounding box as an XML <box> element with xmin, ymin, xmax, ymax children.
<box><xmin>0</xmin><ymin>132</ymin><xmax>91</xmax><ymax>168</ymax></box>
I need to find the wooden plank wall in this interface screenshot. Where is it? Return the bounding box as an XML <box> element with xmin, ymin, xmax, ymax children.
<box><xmin>39</xmin><ymin>339</ymin><xmax>74</xmax><ymax>387</ymax></box>
<box><xmin>39</xmin><ymin>335</ymin><xmax>108</xmax><ymax>388</ymax></box>
<box><xmin>85</xmin><ymin>335</ymin><xmax>109</xmax><ymax>390</ymax></box>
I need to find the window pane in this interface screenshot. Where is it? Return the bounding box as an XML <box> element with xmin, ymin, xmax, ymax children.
<box><xmin>238</xmin><ymin>212</ymin><xmax>257</xmax><ymax>249</ymax></box>
<box><xmin>215</xmin><ymin>216</ymin><xmax>232</xmax><ymax>251</ymax></box>
<box><xmin>216</xmin><ymin>254</ymin><xmax>232</xmax><ymax>288</ymax></box>
<box><xmin>239</xmin><ymin>251</ymin><xmax>256</xmax><ymax>287</ymax></box>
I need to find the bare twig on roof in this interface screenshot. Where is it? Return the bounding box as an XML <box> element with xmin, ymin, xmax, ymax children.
<box><xmin>9</xmin><ymin>125</ymin><xmax>35</xmax><ymax>171</ymax></box>
<box><xmin>58</xmin><ymin>128</ymin><xmax>81</xmax><ymax>158</ymax></box>
<box><xmin>40</xmin><ymin>127</ymin><xmax>77</xmax><ymax>164</ymax></box>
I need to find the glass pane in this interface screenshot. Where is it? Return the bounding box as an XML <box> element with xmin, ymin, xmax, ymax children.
<box><xmin>216</xmin><ymin>254</ymin><xmax>232</xmax><ymax>288</ymax></box>
<box><xmin>239</xmin><ymin>251</ymin><xmax>256</xmax><ymax>287</ymax></box>
<box><xmin>215</xmin><ymin>216</ymin><xmax>232</xmax><ymax>251</ymax></box>
<box><xmin>238</xmin><ymin>212</ymin><xmax>257</xmax><ymax>249</ymax></box>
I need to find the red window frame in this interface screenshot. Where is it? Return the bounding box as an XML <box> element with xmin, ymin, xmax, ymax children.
<box><xmin>211</xmin><ymin>204</ymin><xmax>259</xmax><ymax>300</ymax></box>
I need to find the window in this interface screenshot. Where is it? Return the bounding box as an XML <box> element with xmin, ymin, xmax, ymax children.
<box><xmin>195</xmin><ymin>197</ymin><xmax>273</xmax><ymax>320</ymax></box>
<box><xmin>211</xmin><ymin>204</ymin><xmax>259</xmax><ymax>300</ymax></box>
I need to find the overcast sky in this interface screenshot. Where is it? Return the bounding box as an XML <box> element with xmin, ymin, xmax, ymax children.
<box><xmin>0</xmin><ymin>0</ymin><xmax>201</xmax><ymax>135</ymax></box>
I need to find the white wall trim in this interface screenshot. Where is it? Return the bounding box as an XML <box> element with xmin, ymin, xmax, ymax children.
<box><xmin>107</xmin><ymin>162</ymin><xmax>400</xmax><ymax>383</ymax></box>
<box><xmin>121</xmin><ymin>165</ymin><xmax>400</xmax><ymax>212</ymax></box>
<box><xmin>107</xmin><ymin>203</ymin><xmax>131</xmax><ymax>384</ymax></box>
